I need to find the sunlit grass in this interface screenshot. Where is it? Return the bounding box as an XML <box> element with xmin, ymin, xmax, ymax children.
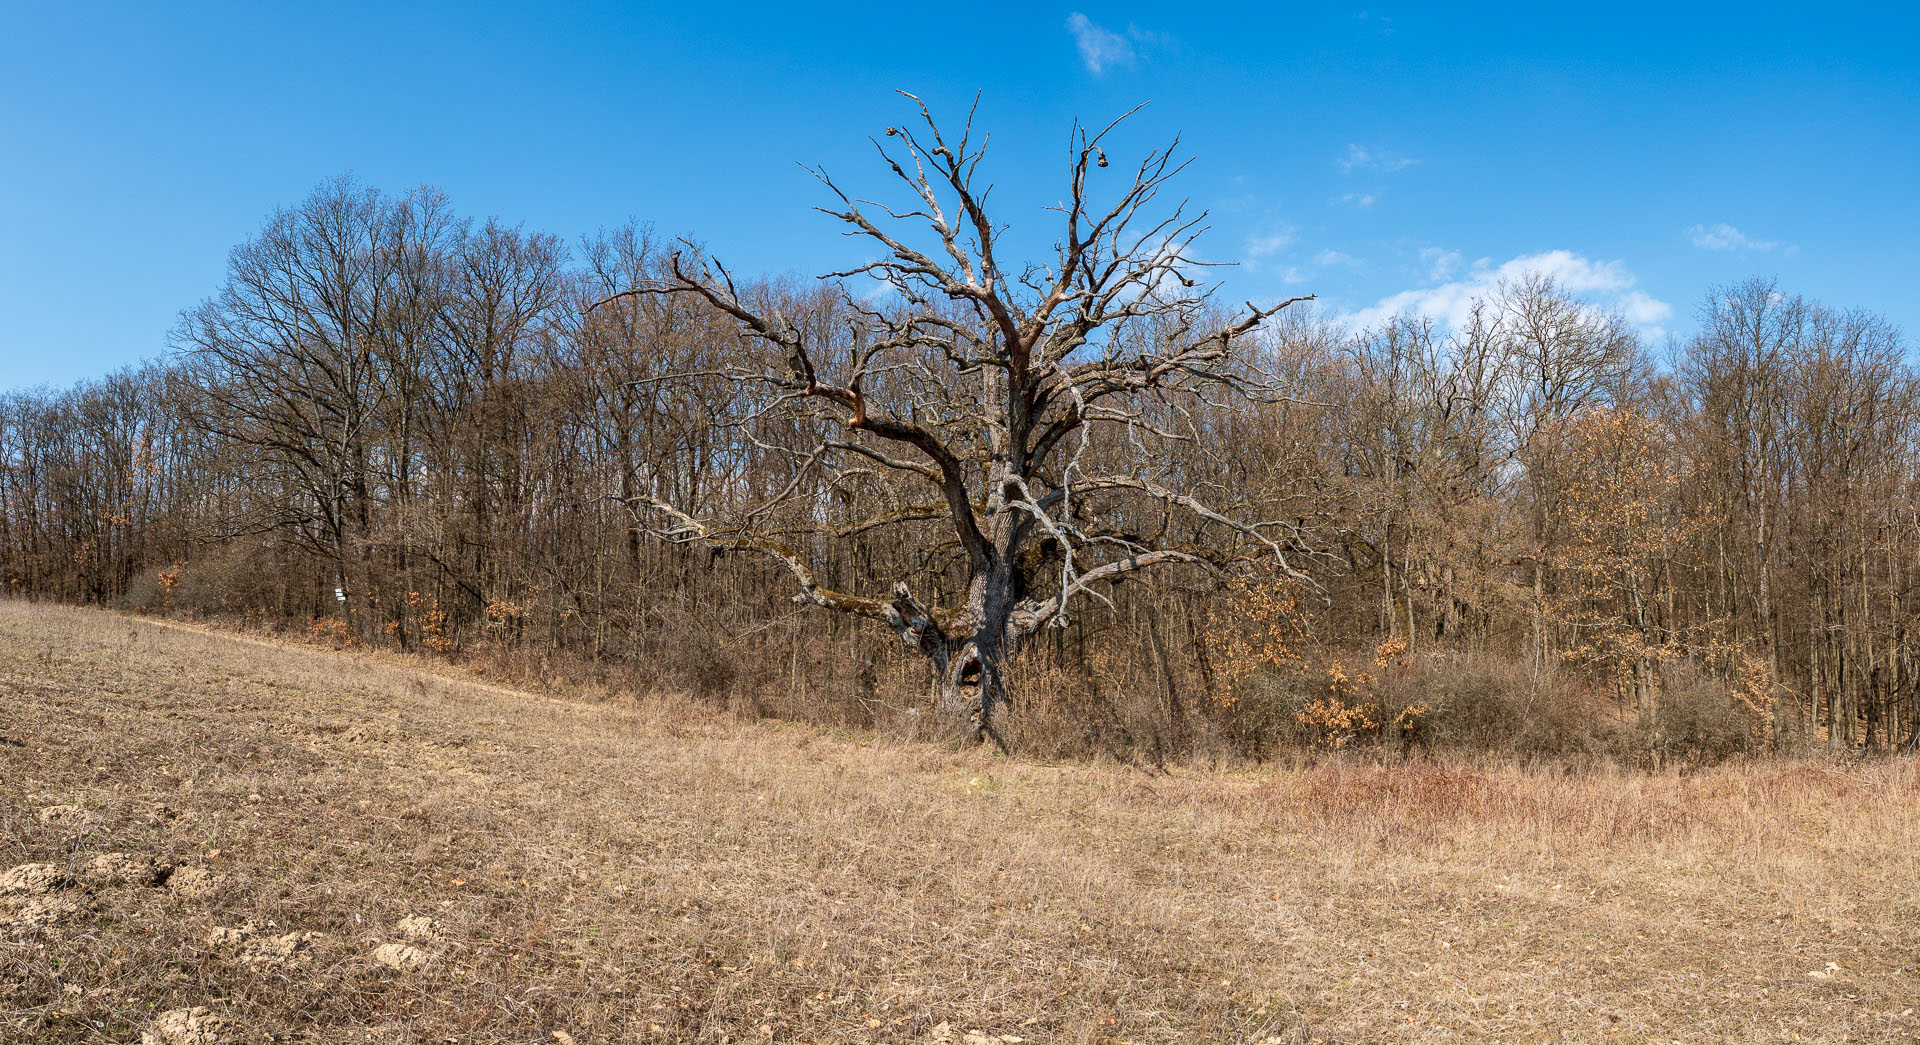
<box><xmin>3</xmin><ymin>600</ymin><xmax>1916</xmax><ymax>1043</ymax></box>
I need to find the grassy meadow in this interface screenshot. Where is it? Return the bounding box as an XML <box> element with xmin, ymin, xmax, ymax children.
<box><xmin>2</xmin><ymin>600</ymin><xmax>1916</xmax><ymax>1043</ymax></box>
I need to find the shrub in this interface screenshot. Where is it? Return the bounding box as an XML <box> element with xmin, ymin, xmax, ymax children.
<box><xmin>169</xmin><ymin>546</ymin><xmax>288</xmax><ymax>617</ymax></box>
<box><xmin>1376</xmin><ymin>653</ymin><xmax>1626</xmax><ymax>762</ymax></box>
<box><xmin>121</xmin><ymin>570</ymin><xmax>164</xmax><ymax>613</ymax></box>
<box><xmin>1648</xmin><ymin>659</ymin><xmax>1763</xmax><ymax>766</ymax></box>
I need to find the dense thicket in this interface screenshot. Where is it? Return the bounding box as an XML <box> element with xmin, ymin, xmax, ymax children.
<box><xmin>4</xmin><ymin>177</ymin><xmax>1915</xmax><ymax>762</ymax></box>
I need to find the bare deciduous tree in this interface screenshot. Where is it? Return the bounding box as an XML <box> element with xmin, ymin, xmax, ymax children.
<box><xmin>600</xmin><ymin>97</ymin><xmax>1323</xmax><ymax>743</ymax></box>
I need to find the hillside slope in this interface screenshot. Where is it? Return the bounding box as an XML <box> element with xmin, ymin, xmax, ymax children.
<box><xmin>2</xmin><ymin>601</ymin><xmax>1917</xmax><ymax>1043</ymax></box>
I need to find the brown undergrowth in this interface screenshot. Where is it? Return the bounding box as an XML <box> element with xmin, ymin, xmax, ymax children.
<box><xmin>2</xmin><ymin>601</ymin><xmax>1916</xmax><ymax>1043</ymax></box>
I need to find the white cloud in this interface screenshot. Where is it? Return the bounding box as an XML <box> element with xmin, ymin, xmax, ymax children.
<box><xmin>1334</xmin><ymin>192</ymin><xmax>1377</xmax><ymax>209</ymax></box>
<box><xmin>1338</xmin><ymin>144</ymin><xmax>1416</xmax><ymax>173</ymax></box>
<box><xmin>1314</xmin><ymin>249</ymin><xmax>1361</xmax><ymax>268</ymax></box>
<box><xmin>1418</xmin><ymin>247</ymin><xmax>1462</xmax><ymax>282</ymax></box>
<box><xmin>1616</xmin><ymin>290</ymin><xmax>1673</xmax><ymax>328</ymax></box>
<box><xmin>1066</xmin><ymin>14</ymin><xmax>1135</xmax><ymax>75</ymax></box>
<box><xmin>1341</xmin><ymin>249</ymin><xmax>1673</xmax><ymax>339</ymax></box>
<box><xmin>1245</xmin><ymin>228</ymin><xmax>1294</xmax><ymax>259</ymax></box>
<box><xmin>1686</xmin><ymin>223</ymin><xmax>1777</xmax><ymax>252</ymax></box>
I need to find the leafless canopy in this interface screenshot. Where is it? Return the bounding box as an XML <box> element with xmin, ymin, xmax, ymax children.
<box><xmin>597</xmin><ymin>95</ymin><xmax>1322</xmax><ymax>742</ymax></box>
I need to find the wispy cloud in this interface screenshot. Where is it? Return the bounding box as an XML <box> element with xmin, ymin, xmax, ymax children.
<box><xmin>1686</xmin><ymin>223</ymin><xmax>1778</xmax><ymax>252</ymax></box>
<box><xmin>1244</xmin><ymin>227</ymin><xmax>1295</xmax><ymax>260</ymax></box>
<box><xmin>1338</xmin><ymin>144</ymin><xmax>1416</xmax><ymax>173</ymax></box>
<box><xmin>1334</xmin><ymin>191</ymin><xmax>1377</xmax><ymax>209</ymax></box>
<box><xmin>1066</xmin><ymin>14</ymin><xmax>1135</xmax><ymax>75</ymax></box>
<box><xmin>1314</xmin><ymin>249</ymin><xmax>1362</xmax><ymax>268</ymax></box>
<box><xmin>1341</xmin><ymin>249</ymin><xmax>1673</xmax><ymax>340</ymax></box>
<box><xmin>1419</xmin><ymin>247</ymin><xmax>1462</xmax><ymax>282</ymax></box>
<box><xmin>1356</xmin><ymin>9</ymin><xmax>1396</xmax><ymax>34</ymax></box>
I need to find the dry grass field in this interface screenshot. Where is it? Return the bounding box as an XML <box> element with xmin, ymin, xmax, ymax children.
<box><xmin>2</xmin><ymin>600</ymin><xmax>1917</xmax><ymax>1044</ymax></box>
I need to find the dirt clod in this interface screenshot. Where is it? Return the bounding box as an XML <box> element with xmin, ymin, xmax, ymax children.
<box><xmin>372</xmin><ymin>941</ymin><xmax>435</xmax><ymax>972</ymax></box>
<box><xmin>206</xmin><ymin>924</ymin><xmax>253</xmax><ymax>949</ymax></box>
<box><xmin>249</xmin><ymin>931</ymin><xmax>322</xmax><ymax>966</ymax></box>
<box><xmin>207</xmin><ymin>922</ymin><xmax>325</xmax><ymax>967</ymax></box>
<box><xmin>167</xmin><ymin>864</ymin><xmax>222</xmax><ymax>900</ymax></box>
<box><xmin>141</xmin><ymin>1006</ymin><xmax>227</xmax><ymax>1045</ymax></box>
<box><xmin>0</xmin><ymin>863</ymin><xmax>69</xmax><ymax>895</ymax></box>
<box><xmin>85</xmin><ymin>851</ymin><xmax>173</xmax><ymax>887</ymax></box>
<box><xmin>2</xmin><ymin>895</ymin><xmax>83</xmax><ymax>931</ymax></box>
<box><xmin>396</xmin><ymin>913</ymin><xmax>443</xmax><ymax>941</ymax></box>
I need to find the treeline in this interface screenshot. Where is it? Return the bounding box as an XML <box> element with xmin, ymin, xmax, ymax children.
<box><xmin>3</xmin><ymin>177</ymin><xmax>1915</xmax><ymax>761</ymax></box>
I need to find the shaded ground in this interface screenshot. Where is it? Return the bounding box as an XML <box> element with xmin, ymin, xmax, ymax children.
<box><xmin>2</xmin><ymin>600</ymin><xmax>1917</xmax><ymax>1043</ymax></box>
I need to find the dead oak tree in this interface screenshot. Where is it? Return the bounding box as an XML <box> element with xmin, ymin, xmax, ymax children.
<box><xmin>601</xmin><ymin>96</ymin><xmax>1321</xmax><ymax>745</ymax></box>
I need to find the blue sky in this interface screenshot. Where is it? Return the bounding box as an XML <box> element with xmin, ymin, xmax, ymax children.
<box><xmin>2</xmin><ymin>2</ymin><xmax>1915</xmax><ymax>391</ymax></box>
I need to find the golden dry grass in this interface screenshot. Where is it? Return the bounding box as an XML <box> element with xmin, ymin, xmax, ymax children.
<box><xmin>2</xmin><ymin>600</ymin><xmax>1917</xmax><ymax>1044</ymax></box>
